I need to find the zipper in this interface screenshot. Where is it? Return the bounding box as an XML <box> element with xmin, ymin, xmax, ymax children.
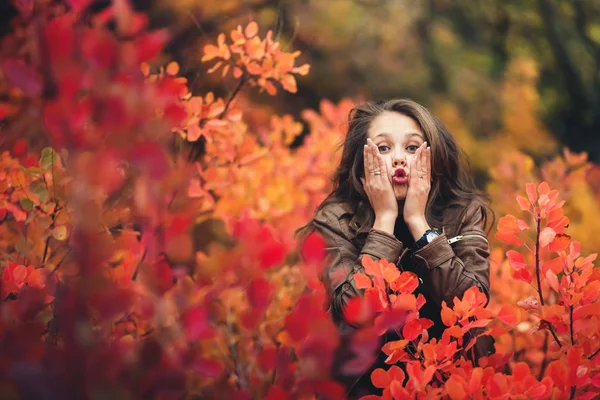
<box><xmin>447</xmin><ymin>234</ymin><xmax>488</xmax><ymax>245</ymax></box>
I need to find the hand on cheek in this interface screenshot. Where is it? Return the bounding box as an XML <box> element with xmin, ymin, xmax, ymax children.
<box><xmin>403</xmin><ymin>142</ymin><xmax>432</xmax><ymax>240</ymax></box>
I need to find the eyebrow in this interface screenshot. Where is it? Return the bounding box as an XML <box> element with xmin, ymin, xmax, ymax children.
<box><xmin>373</xmin><ymin>132</ymin><xmax>424</xmax><ymax>140</ymax></box>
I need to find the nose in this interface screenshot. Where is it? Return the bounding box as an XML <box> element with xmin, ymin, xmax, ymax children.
<box><xmin>392</xmin><ymin>153</ymin><xmax>407</xmax><ymax>168</ymax></box>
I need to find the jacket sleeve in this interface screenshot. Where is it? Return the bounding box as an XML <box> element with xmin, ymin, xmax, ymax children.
<box><xmin>312</xmin><ymin>210</ymin><xmax>404</xmax><ymax>325</ymax></box>
<box><xmin>409</xmin><ymin>204</ymin><xmax>491</xmax><ymax>308</ymax></box>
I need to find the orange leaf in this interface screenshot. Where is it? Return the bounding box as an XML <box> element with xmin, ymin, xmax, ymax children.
<box><xmin>497</xmin><ymin>306</ymin><xmax>518</xmax><ymax>325</ymax></box>
<box><xmin>446</xmin><ymin>325</ymin><xmax>464</xmax><ymax>339</ymax></box>
<box><xmin>549</xmin><ymin>233</ymin><xmax>571</xmax><ymax>252</ymax></box>
<box><xmin>245</xmin><ymin>21</ymin><xmax>258</xmax><ymax>38</ymax></box>
<box><xmin>371</xmin><ymin>368</ymin><xmax>390</xmax><ymax>388</ymax></box>
<box><xmin>166</xmin><ymin>61</ymin><xmax>179</xmax><ymax>76</ymax></box>
<box><xmin>354</xmin><ymin>272</ymin><xmax>372</xmax><ymax>289</ymax></box>
<box><xmin>390</xmin><ymin>271</ymin><xmax>419</xmax><ymax>294</ymax></box>
<box><xmin>495</xmin><ymin>231</ymin><xmax>523</xmax><ymax>246</ymax></box>
<box><xmin>446</xmin><ymin>375</ymin><xmax>467</xmax><ymax>400</ymax></box>
<box><xmin>362</xmin><ymin>256</ymin><xmax>379</xmax><ymax>276</ymax></box>
<box><xmin>546</xmin><ymin>270</ymin><xmax>559</xmax><ymax>292</ymax></box>
<box><xmin>441</xmin><ymin>301</ymin><xmax>457</xmax><ymax>326</ymax></box>
<box><xmin>526</xmin><ymin>182</ymin><xmax>538</xmax><ymax>204</ymax></box>
<box><xmin>516</xmin><ymin>195</ymin><xmax>530</xmax><ymax>211</ymax></box>
<box><xmin>543</xmin><ymin>256</ymin><xmax>565</xmax><ymax>274</ymax></box>
<box><xmin>393</xmin><ymin>293</ymin><xmax>417</xmax><ymax>311</ymax></box>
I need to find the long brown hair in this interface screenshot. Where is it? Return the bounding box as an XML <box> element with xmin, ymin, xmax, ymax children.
<box><xmin>297</xmin><ymin>99</ymin><xmax>494</xmax><ymax>239</ymax></box>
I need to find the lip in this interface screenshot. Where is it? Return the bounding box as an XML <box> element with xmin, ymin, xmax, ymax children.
<box><xmin>393</xmin><ymin>176</ymin><xmax>408</xmax><ymax>184</ymax></box>
<box><xmin>392</xmin><ymin>169</ymin><xmax>408</xmax><ymax>185</ymax></box>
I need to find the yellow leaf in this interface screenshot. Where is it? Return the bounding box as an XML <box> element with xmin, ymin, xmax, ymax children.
<box><xmin>52</xmin><ymin>225</ymin><xmax>68</xmax><ymax>241</ymax></box>
<box><xmin>166</xmin><ymin>61</ymin><xmax>179</xmax><ymax>76</ymax></box>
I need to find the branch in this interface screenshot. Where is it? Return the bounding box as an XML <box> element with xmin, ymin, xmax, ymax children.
<box><xmin>538</xmin><ymin>332</ymin><xmax>549</xmax><ymax>380</ymax></box>
<box><xmin>535</xmin><ymin>211</ymin><xmax>545</xmax><ymax>306</ymax></box>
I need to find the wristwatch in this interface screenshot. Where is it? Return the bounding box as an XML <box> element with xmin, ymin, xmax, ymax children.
<box><xmin>413</xmin><ymin>229</ymin><xmax>442</xmax><ymax>251</ymax></box>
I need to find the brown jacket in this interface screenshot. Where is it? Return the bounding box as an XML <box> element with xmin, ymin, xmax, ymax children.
<box><xmin>311</xmin><ymin>199</ymin><xmax>495</xmax><ymax>396</ymax></box>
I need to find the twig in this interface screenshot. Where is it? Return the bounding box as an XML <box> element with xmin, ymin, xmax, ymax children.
<box><xmin>546</xmin><ymin>322</ymin><xmax>562</xmax><ymax>349</ymax></box>
<box><xmin>534</xmin><ymin>212</ymin><xmax>544</xmax><ymax>306</ymax></box>
<box><xmin>569</xmin><ymin>386</ymin><xmax>576</xmax><ymax>400</ymax></box>
<box><xmin>537</xmin><ymin>332</ymin><xmax>549</xmax><ymax>381</ymax></box>
<box><xmin>570</xmin><ymin>305</ymin><xmax>575</xmax><ymax>346</ymax></box>
<box><xmin>588</xmin><ymin>346</ymin><xmax>600</xmax><ymax>360</ymax></box>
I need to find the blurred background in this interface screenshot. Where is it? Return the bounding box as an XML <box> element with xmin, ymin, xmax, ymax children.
<box><xmin>2</xmin><ymin>0</ymin><xmax>600</xmax><ymax>166</ymax></box>
<box><xmin>63</xmin><ymin>0</ymin><xmax>600</xmax><ymax>158</ymax></box>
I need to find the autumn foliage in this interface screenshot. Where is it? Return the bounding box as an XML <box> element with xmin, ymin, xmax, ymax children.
<box><xmin>0</xmin><ymin>1</ymin><xmax>599</xmax><ymax>399</ymax></box>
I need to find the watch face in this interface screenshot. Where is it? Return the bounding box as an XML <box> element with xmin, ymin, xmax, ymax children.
<box><xmin>426</xmin><ymin>231</ymin><xmax>440</xmax><ymax>242</ymax></box>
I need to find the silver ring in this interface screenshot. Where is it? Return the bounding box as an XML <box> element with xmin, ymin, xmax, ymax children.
<box><xmin>374</xmin><ymin>171</ymin><xmax>381</xmax><ymax>175</ymax></box>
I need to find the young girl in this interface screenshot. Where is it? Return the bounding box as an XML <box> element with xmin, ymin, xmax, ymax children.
<box><xmin>297</xmin><ymin>99</ymin><xmax>495</xmax><ymax>398</ymax></box>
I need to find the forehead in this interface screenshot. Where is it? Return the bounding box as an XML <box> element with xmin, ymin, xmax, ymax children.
<box><xmin>367</xmin><ymin>111</ymin><xmax>424</xmax><ymax>140</ymax></box>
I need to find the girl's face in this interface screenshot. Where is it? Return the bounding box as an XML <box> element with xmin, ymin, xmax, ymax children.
<box><xmin>367</xmin><ymin>111</ymin><xmax>427</xmax><ymax>201</ymax></box>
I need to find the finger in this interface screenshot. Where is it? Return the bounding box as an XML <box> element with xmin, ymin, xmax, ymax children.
<box><xmin>366</xmin><ymin>139</ymin><xmax>375</xmax><ymax>175</ymax></box>
<box><xmin>376</xmin><ymin>151</ymin><xmax>387</xmax><ymax>184</ymax></box>
<box><xmin>419</xmin><ymin>142</ymin><xmax>427</xmax><ymax>174</ymax></box>
<box><xmin>426</xmin><ymin>146</ymin><xmax>431</xmax><ymax>182</ymax></box>
<box><xmin>412</xmin><ymin>145</ymin><xmax>421</xmax><ymax>179</ymax></box>
<box><xmin>363</xmin><ymin>144</ymin><xmax>370</xmax><ymax>178</ymax></box>
<box><xmin>368</xmin><ymin>138</ymin><xmax>379</xmax><ymax>171</ymax></box>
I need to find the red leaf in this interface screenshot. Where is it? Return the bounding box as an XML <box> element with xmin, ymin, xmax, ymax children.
<box><xmin>2</xmin><ymin>59</ymin><xmax>43</xmax><ymax>96</ymax></box>
<box><xmin>44</xmin><ymin>15</ymin><xmax>76</xmax><ymax>62</ymax></box>
<box><xmin>300</xmin><ymin>232</ymin><xmax>326</xmax><ymax>263</ymax></box>
<box><xmin>257</xmin><ymin>346</ymin><xmax>277</xmax><ymax>372</ymax></box>
<box><xmin>65</xmin><ymin>0</ymin><xmax>94</xmax><ymax>12</ymax></box>
<box><xmin>190</xmin><ymin>358</ymin><xmax>223</xmax><ymax>378</ymax></box>
<box><xmin>512</xmin><ymin>266</ymin><xmax>532</xmax><ymax>284</ymax></box>
<box><xmin>506</xmin><ymin>250</ymin><xmax>527</xmax><ymax>271</ymax></box>
<box><xmin>285</xmin><ymin>312</ymin><xmax>308</xmax><ymax>341</ymax></box>
<box><xmin>81</xmin><ymin>30</ymin><xmax>118</xmax><ymax>69</ymax></box>
<box><xmin>265</xmin><ymin>386</ymin><xmax>287</xmax><ymax>400</ymax></box>
<box><xmin>247</xmin><ymin>278</ymin><xmax>272</xmax><ymax>309</ymax></box>
<box><xmin>343</xmin><ymin>296</ymin><xmax>374</xmax><ymax>326</ymax></box>
<box><xmin>183</xmin><ymin>306</ymin><xmax>212</xmax><ymax>341</ymax></box>
<box><xmin>497</xmin><ymin>306</ymin><xmax>518</xmax><ymax>325</ymax></box>
<box><xmin>402</xmin><ymin>318</ymin><xmax>432</xmax><ymax>341</ymax></box>
<box><xmin>135</xmin><ymin>29</ymin><xmax>168</xmax><ymax>63</ymax></box>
